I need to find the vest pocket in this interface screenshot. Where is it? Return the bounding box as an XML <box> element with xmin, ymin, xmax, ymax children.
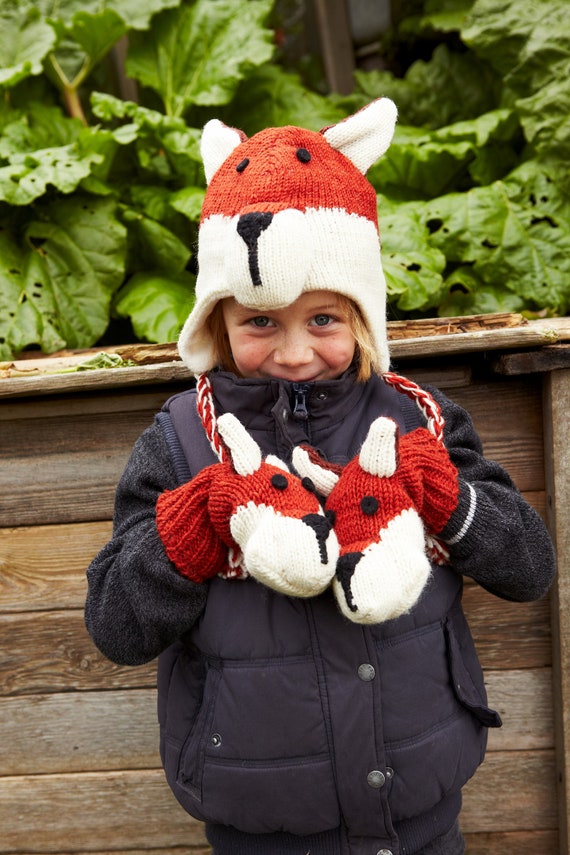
<box><xmin>171</xmin><ymin>655</ymin><xmax>340</xmax><ymax>834</ymax></box>
<box><xmin>176</xmin><ymin>661</ymin><xmax>222</xmax><ymax>800</ymax></box>
<box><xmin>445</xmin><ymin>614</ymin><xmax>502</xmax><ymax>728</ymax></box>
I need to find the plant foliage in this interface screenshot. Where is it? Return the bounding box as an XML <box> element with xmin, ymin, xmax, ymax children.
<box><xmin>0</xmin><ymin>0</ymin><xmax>569</xmax><ymax>359</ymax></box>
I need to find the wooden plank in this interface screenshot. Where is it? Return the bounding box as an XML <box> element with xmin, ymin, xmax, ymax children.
<box><xmin>485</xmin><ymin>669</ymin><xmax>553</xmax><ymax>751</ymax></box>
<box><xmin>492</xmin><ymin>344</ymin><xmax>570</xmax><ymax>375</ymax></box>
<box><xmin>543</xmin><ymin>368</ymin><xmax>570</xmax><ymax>854</ymax></box>
<box><xmin>444</xmin><ymin>379</ymin><xmax>544</xmax><ymax>491</ymax></box>
<box><xmin>0</xmin><ymin>359</ymin><xmax>191</xmax><ymax>399</ymax></box>
<box><xmin>0</xmin><ymin>521</ymin><xmax>110</xmax><ymax>612</ymax></box>
<box><xmin>0</xmin><ymin>610</ymin><xmax>155</xmax><ymax>696</ymax></box>
<box><xmin>464</xmin><ymin>830</ymin><xmax>558</xmax><ymax>854</ymax></box>
<box><xmin>0</xmin><ymin>752</ymin><xmax>555</xmax><ymax>851</ymax></box>
<box><xmin>0</xmin><ymin>387</ymin><xmax>175</xmax><ymax>421</ymax></box>
<box><xmin>390</xmin><ymin>324</ymin><xmax>558</xmax><ymax>361</ymax></box>
<box><xmin>0</xmin><ymin>406</ymin><xmax>157</xmax><ymax>526</ymax></box>
<box><xmin>460</xmin><ymin>749</ymin><xmax>557</xmax><ymax>832</ymax></box>
<box><xmin>0</xmin><ymin>769</ymin><xmax>208</xmax><ymax>853</ymax></box>
<box><xmin>0</xmin><ymin>668</ymin><xmax>552</xmax><ymax>777</ymax></box>
<box><xmin>463</xmin><ymin>584</ymin><xmax>552</xmax><ymax>670</ymax></box>
<box><xmin>389</xmin><ymin>312</ymin><xmax>528</xmax><ymax>338</ymax></box>
<box><xmin>0</xmin><ymin>689</ymin><xmax>160</xmax><ymax>775</ymax></box>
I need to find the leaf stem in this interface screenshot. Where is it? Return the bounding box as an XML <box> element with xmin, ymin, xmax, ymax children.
<box><xmin>45</xmin><ymin>52</ymin><xmax>89</xmax><ymax>125</ymax></box>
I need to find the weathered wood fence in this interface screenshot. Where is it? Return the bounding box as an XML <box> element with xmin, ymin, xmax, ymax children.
<box><xmin>1</xmin><ymin>314</ymin><xmax>569</xmax><ymax>854</ymax></box>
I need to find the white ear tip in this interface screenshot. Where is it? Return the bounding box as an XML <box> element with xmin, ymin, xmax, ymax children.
<box><xmin>359</xmin><ymin>416</ymin><xmax>398</xmax><ymax>477</ymax></box>
<box><xmin>217</xmin><ymin>413</ymin><xmax>262</xmax><ymax>475</ymax></box>
<box><xmin>201</xmin><ymin>119</ymin><xmax>243</xmax><ymax>184</ymax></box>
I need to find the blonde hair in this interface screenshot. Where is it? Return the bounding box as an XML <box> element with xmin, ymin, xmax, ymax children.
<box><xmin>206</xmin><ymin>294</ymin><xmax>381</xmax><ymax>382</ymax></box>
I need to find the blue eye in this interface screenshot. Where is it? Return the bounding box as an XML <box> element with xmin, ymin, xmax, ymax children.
<box><xmin>251</xmin><ymin>316</ymin><xmax>270</xmax><ymax>327</ymax></box>
<box><xmin>313</xmin><ymin>314</ymin><xmax>332</xmax><ymax>326</ymax></box>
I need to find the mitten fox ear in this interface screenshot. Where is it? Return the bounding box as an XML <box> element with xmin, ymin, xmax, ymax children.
<box><xmin>217</xmin><ymin>412</ymin><xmax>262</xmax><ymax>475</ymax></box>
<box><xmin>292</xmin><ymin>445</ymin><xmax>341</xmax><ymax>497</ymax></box>
<box><xmin>322</xmin><ymin>98</ymin><xmax>397</xmax><ymax>174</ymax></box>
<box><xmin>358</xmin><ymin>417</ymin><xmax>398</xmax><ymax>477</ymax></box>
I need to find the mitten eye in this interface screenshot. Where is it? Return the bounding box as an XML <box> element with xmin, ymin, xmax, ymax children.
<box><xmin>301</xmin><ymin>477</ymin><xmax>316</xmax><ymax>493</ymax></box>
<box><xmin>271</xmin><ymin>473</ymin><xmax>288</xmax><ymax>490</ymax></box>
<box><xmin>360</xmin><ymin>495</ymin><xmax>379</xmax><ymax>516</ymax></box>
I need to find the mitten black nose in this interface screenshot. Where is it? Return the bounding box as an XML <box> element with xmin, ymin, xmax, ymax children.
<box><xmin>302</xmin><ymin>513</ymin><xmax>333</xmax><ymax>565</ymax></box>
<box><xmin>336</xmin><ymin>552</ymin><xmax>364</xmax><ymax>613</ymax></box>
<box><xmin>237</xmin><ymin>212</ymin><xmax>273</xmax><ymax>286</ymax></box>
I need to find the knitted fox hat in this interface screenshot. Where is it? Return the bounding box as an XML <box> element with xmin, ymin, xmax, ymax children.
<box><xmin>178</xmin><ymin>98</ymin><xmax>398</xmax><ymax>375</ymax></box>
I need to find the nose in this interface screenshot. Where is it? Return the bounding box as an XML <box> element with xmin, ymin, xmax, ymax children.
<box><xmin>237</xmin><ymin>212</ymin><xmax>273</xmax><ymax>286</ymax></box>
<box><xmin>274</xmin><ymin>329</ymin><xmax>314</xmax><ymax>368</ymax></box>
<box><xmin>335</xmin><ymin>552</ymin><xmax>363</xmax><ymax>613</ymax></box>
<box><xmin>302</xmin><ymin>513</ymin><xmax>333</xmax><ymax>564</ymax></box>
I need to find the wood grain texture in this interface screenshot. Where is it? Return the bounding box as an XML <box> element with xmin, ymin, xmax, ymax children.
<box><xmin>460</xmin><ymin>749</ymin><xmax>557</xmax><ymax>832</ymax></box>
<box><xmin>543</xmin><ymin>368</ymin><xmax>570</xmax><ymax>854</ymax></box>
<box><xmin>0</xmin><ymin>769</ymin><xmax>208</xmax><ymax>853</ymax></box>
<box><xmin>0</xmin><ymin>521</ymin><xmax>111</xmax><ymax>612</ymax></box>
<box><xmin>0</xmin><ymin>610</ymin><xmax>155</xmax><ymax>697</ymax></box>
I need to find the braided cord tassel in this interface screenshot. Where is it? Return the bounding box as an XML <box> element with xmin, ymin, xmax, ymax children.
<box><xmin>383</xmin><ymin>371</ymin><xmax>450</xmax><ymax>564</ymax></box>
<box><xmin>382</xmin><ymin>371</ymin><xmax>445</xmax><ymax>442</ymax></box>
<box><xmin>195</xmin><ymin>373</ymin><xmax>228</xmax><ymax>463</ymax></box>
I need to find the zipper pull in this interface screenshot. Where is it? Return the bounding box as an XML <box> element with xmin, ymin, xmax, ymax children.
<box><xmin>291</xmin><ymin>383</ymin><xmax>312</xmax><ymax>420</ymax></box>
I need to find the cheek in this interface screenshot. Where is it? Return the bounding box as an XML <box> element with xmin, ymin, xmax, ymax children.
<box><xmin>320</xmin><ymin>334</ymin><xmax>356</xmax><ymax>370</ymax></box>
<box><xmin>229</xmin><ymin>334</ymin><xmax>272</xmax><ymax>375</ymax></box>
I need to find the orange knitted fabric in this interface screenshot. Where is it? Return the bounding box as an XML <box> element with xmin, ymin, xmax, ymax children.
<box><xmin>156</xmin><ymin>464</ymin><xmax>233</xmax><ymax>582</ymax></box>
<box><xmin>397</xmin><ymin>427</ymin><xmax>460</xmax><ymax>534</ymax></box>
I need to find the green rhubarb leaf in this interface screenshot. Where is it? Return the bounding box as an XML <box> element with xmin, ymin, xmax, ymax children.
<box><xmin>422</xmin><ymin>180</ymin><xmax>570</xmax><ymax>314</ymax></box>
<box><xmin>225</xmin><ymin>65</ymin><xmax>345</xmax><ymax>133</ymax></box>
<box><xmin>0</xmin><ymin>4</ymin><xmax>56</xmax><ymax>88</ymax></box>
<box><xmin>0</xmin><ymin>139</ymin><xmax>102</xmax><ymax>205</ymax></box>
<box><xmin>438</xmin><ymin>266</ymin><xmax>525</xmax><ymax>316</ymax></box>
<box><xmin>0</xmin><ymin>232</ymin><xmax>66</xmax><ymax>360</ymax></box>
<box><xmin>19</xmin><ymin>195</ymin><xmax>127</xmax><ymax>350</ymax></box>
<box><xmin>121</xmin><ymin>206</ymin><xmax>190</xmax><ymax>274</ymax></box>
<box><xmin>114</xmin><ymin>270</ymin><xmax>195</xmax><ymax>342</ymax></box>
<box><xmin>380</xmin><ymin>205</ymin><xmax>447</xmax><ymax>312</ymax></box>
<box><xmin>126</xmin><ymin>0</ymin><xmax>274</xmax><ymax>117</ymax></box>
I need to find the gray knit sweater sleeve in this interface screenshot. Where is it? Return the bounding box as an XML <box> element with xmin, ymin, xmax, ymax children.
<box><xmin>85</xmin><ymin>421</ymin><xmax>208</xmax><ymax>666</ymax></box>
<box><xmin>429</xmin><ymin>385</ymin><xmax>556</xmax><ymax>602</ymax></box>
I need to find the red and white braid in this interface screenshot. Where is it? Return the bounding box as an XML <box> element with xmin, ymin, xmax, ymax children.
<box><xmin>196</xmin><ymin>373</ymin><xmax>228</xmax><ymax>463</ymax></box>
<box><xmin>383</xmin><ymin>371</ymin><xmax>450</xmax><ymax>564</ymax></box>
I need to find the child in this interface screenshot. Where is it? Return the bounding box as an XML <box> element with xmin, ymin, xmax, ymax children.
<box><xmin>85</xmin><ymin>100</ymin><xmax>556</xmax><ymax>855</ymax></box>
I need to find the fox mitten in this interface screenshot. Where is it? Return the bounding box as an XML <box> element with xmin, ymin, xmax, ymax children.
<box><xmin>295</xmin><ymin>417</ymin><xmax>459</xmax><ymax>624</ymax></box>
<box><xmin>157</xmin><ymin>413</ymin><xmax>339</xmax><ymax>596</ymax></box>
<box><xmin>397</xmin><ymin>426</ymin><xmax>460</xmax><ymax>535</ymax></box>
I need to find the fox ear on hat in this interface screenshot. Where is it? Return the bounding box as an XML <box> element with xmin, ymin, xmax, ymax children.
<box><xmin>201</xmin><ymin>119</ymin><xmax>247</xmax><ymax>184</ymax></box>
<box><xmin>322</xmin><ymin>98</ymin><xmax>397</xmax><ymax>174</ymax></box>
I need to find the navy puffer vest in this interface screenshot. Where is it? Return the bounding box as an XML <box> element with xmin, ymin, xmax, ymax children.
<box><xmin>156</xmin><ymin>374</ymin><xmax>500</xmax><ymax>855</ymax></box>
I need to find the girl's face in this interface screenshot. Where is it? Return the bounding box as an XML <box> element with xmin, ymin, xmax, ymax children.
<box><xmin>221</xmin><ymin>290</ymin><xmax>356</xmax><ymax>382</ymax></box>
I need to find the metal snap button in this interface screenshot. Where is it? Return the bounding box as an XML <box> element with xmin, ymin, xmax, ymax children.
<box><xmin>367</xmin><ymin>770</ymin><xmax>386</xmax><ymax>788</ymax></box>
<box><xmin>358</xmin><ymin>663</ymin><xmax>376</xmax><ymax>681</ymax></box>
